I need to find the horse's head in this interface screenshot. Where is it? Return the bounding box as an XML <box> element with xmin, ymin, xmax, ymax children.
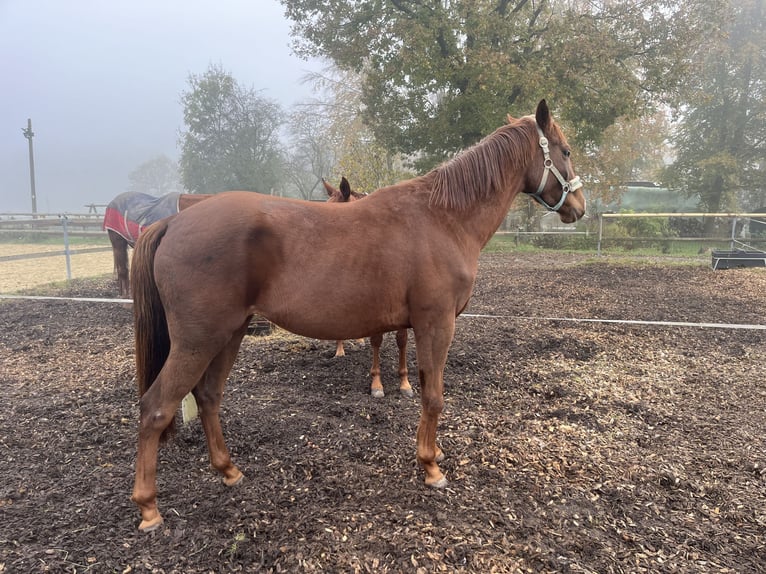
<box><xmin>323</xmin><ymin>176</ymin><xmax>365</xmax><ymax>203</ymax></box>
<box><xmin>520</xmin><ymin>100</ymin><xmax>586</xmax><ymax>224</ymax></box>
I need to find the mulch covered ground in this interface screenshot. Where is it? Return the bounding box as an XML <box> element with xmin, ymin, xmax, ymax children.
<box><xmin>1</xmin><ymin>252</ymin><xmax>764</xmax><ymax>573</ymax></box>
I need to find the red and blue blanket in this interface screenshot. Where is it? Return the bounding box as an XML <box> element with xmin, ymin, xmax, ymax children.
<box><xmin>102</xmin><ymin>192</ymin><xmax>181</xmax><ymax>246</ymax></box>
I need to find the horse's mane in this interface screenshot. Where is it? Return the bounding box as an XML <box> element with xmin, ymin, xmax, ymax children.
<box><xmin>430</xmin><ymin>116</ymin><xmax>539</xmax><ymax>210</ymax></box>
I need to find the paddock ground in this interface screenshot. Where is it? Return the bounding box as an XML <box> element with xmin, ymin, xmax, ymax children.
<box><xmin>0</xmin><ymin>252</ymin><xmax>764</xmax><ymax>573</ymax></box>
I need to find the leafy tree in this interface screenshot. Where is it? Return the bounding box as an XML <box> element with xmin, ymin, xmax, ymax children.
<box><xmin>331</xmin><ymin>124</ymin><xmax>413</xmax><ymax>194</ymax></box>
<box><xmin>581</xmin><ymin>111</ymin><xmax>672</xmax><ymax>207</ymax></box>
<box><xmin>179</xmin><ymin>63</ymin><xmax>286</xmax><ymax>194</ymax></box>
<box><xmin>665</xmin><ymin>0</ymin><xmax>766</xmax><ymax>233</ymax></box>
<box><xmin>127</xmin><ymin>155</ymin><xmax>183</xmax><ymax>196</ymax></box>
<box><xmin>282</xmin><ymin>0</ymin><xmax>724</xmax><ymax>171</ymax></box>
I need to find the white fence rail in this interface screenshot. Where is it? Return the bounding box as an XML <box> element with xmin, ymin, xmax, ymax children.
<box><xmin>0</xmin><ymin>213</ymin><xmax>110</xmax><ymax>284</ymax></box>
<box><xmin>3</xmin><ymin>211</ymin><xmax>765</xmax><ymax>292</ymax></box>
<box><xmin>0</xmin><ymin>212</ymin><xmax>104</xmax><ymax>237</ymax></box>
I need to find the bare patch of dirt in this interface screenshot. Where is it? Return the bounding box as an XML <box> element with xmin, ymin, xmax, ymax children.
<box><xmin>1</xmin><ymin>252</ymin><xmax>764</xmax><ymax>573</ymax></box>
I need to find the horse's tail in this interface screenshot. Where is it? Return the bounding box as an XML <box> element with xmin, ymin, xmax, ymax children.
<box><xmin>131</xmin><ymin>218</ymin><xmax>175</xmax><ymax>440</ymax></box>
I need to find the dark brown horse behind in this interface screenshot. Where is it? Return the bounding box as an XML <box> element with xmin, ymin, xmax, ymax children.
<box><xmin>103</xmin><ymin>192</ymin><xmax>210</xmax><ymax>297</ymax></box>
<box><xmin>323</xmin><ymin>177</ymin><xmax>412</xmax><ymax>398</ymax></box>
<box><xmin>130</xmin><ymin>100</ymin><xmax>586</xmax><ymax>531</ymax></box>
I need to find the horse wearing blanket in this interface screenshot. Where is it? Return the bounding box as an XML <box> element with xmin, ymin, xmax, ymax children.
<box><xmin>102</xmin><ymin>191</ymin><xmax>210</xmax><ymax>297</ymax></box>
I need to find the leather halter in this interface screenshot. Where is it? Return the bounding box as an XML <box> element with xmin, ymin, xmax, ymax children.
<box><xmin>528</xmin><ymin>125</ymin><xmax>583</xmax><ymax>212</ymax></box>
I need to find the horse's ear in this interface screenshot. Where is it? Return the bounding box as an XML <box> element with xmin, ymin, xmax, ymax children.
<box><xmin>340</xmin><ymin>177</ymin><xmax>352</xmax><ymax>202</ymax></box>
<box><xmin>322</xmin><ymin>178</ymin><xmax>337</xmax><ymax>198</ymax></box>
<box><xmin>506</xmin><ymin>113</ymin><xmax>516</xmax><ymax>124</ymax></box>
<box><xmin>535</xmin><ymin>99</ymin><xmax>551</xmax><ymax>131</ymax></box>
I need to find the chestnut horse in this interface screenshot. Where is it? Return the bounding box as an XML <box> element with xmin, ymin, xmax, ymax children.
<box><xmin>323</xmin><ymin>177</ymin><xmax>413</xmax><ymax>398</ymax></box>
<box><xmin>130</xmin><ymin>100</ymin><xmax>585</xmax><ymax>531</ymax></box>
<box><xmin>102</xmin><ymin>191</ymin><xmax>211</xmax><ymax>297</ymax></box>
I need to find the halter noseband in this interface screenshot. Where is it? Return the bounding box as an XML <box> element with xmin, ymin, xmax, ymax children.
<box><xmin>529</xmin><ymin>124</ymin><xmax>583</xmax><ymax>212</ymax></box>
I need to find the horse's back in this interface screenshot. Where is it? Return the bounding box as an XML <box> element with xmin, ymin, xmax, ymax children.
<box><xmin>107</xmin><ymin>191</ymin><xmax>154</xmax><ymax>209</ymax></box>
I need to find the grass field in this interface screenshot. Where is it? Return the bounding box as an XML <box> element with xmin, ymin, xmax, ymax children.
<box><xmin>0</xmin><ymin>242</ymin><xmax>114</xmax><ymax>294</ymax></box>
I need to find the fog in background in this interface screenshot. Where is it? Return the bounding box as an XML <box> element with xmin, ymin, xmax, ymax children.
<box><xmin>0</xmin><ymin>0</ymin><xmax>321</xmax><ymax>213</ymax></box>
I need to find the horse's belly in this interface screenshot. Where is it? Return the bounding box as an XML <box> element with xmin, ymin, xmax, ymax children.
<box><xmin>252</xmin><ymin>292</ymin><xmax>406</xmax><ymax>341</ymax></box>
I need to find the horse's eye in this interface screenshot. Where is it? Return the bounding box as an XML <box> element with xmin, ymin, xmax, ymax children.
<box><xmin>563</xmin><ymin>149</ymin><xmax>571</xmax><ymax>158</ymax></box>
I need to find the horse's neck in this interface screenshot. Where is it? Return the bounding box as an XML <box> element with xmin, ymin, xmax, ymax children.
<box><xmin>461</xmin><ymin>179</ymin><xmax>525</xmax><ymax>249</ymax></box>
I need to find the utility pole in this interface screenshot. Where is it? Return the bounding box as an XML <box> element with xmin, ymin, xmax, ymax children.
<box><xmin>22</xmin><ymin>118</ymin><xmax>37</xmax><ymax>216</ymax></box>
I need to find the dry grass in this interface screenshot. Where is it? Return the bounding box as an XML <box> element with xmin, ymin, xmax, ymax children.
<box><xmin>0</xmin><ymin>243</ymin><xmax>114</xmax><ymax>293</ymax></box>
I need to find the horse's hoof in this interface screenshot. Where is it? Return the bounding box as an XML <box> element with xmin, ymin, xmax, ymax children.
<box><xmin>223</xmin><ymin>471</ymin><xmax>244</xmax><ymax>487</ymax></box>
<box><xmin>371</xmin><ymin>388</ymin><xmax>385</xmax><ymax>399</ymax></box>
<box><xmin>138</xmin><ymin>515</ymin><xmax>163</xmax><ymax>533</ymax></box>
<box><xmin>427</xmin><ymin>476</ymin><xmax>449</xmax><ymax>489</ymax></box>
<box><xmin>400</xmin><ymin>387</ymin><xmax>414</xmax><ymax>398</ymax></box>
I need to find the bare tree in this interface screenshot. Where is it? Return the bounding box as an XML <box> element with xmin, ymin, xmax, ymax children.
<box><xmin>128</xmin><ymin>155</ymin><xmax>183</xmax><ymax>196</ymax></box>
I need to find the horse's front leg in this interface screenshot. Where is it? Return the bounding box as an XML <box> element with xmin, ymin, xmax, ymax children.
<box><xmin>192</xmin><ymin>324</ymin><xmax>249</xmax><ymax>487</ymax></box>
<box><xmin>413</xmin><ymin>319</ymin><xmax>454</xmax><ymax>488</ymax></box>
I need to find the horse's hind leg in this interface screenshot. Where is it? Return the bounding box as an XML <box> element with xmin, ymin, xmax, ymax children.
<box><xmin>369</xmin><ymin>333</ymin><xmax>385</xmax><ymax>398</ymax></box>
<box><xmin>192</xmin><ymin>321</ymin><xmax>250</xmax><ymax>487</ymax></box>
<box><xmin>334</xmin><ymin>339</ymin><xmax>364</xmax><ymax>357</ymax></box>
<box><xmin>132</xmin><ymin>349</ymin><xmax>214</xmax><ymax>532</ymax></box>
<box><xmin>108</xmin><ymin>231</ymin><xmax>130</xmax><ymax>298</ymax></box>
<box><xmin>395</xmin><ymin>329</ymin><xmax>413</xmax><ymax>398</ymax></box>
<box><xmin>369</xmin><ymin>331</ymin><xmax>411</xmax><ymax>398</ymax></box>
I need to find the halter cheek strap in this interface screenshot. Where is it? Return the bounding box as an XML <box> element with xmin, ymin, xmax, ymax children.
<box><xmin>530</xmin><ymin>125</ymin><xmax>583</xmax><ymax>212</ymax></box>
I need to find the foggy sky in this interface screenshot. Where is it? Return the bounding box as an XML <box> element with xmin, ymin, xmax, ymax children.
<box><xmin>0</xmin><ymin>0</ymin><xmax>322</xmax><ymax>214</ymax></box>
